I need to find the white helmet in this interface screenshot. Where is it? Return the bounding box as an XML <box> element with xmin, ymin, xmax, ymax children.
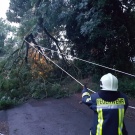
<box><xmin>100</xmin><ymin>73</ymin><xmax>118</xmax><ymax>91</ymax></box>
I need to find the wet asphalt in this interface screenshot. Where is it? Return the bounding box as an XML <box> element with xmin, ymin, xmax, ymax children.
<box><xmin>0</xmin><ymin>94</ymin><xmax>135</xmax><ymax>135</ymax></box>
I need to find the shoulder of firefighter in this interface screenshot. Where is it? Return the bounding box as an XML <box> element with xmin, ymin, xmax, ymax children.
<box><xmin>81</xmin><ymin>88</ymin><xmax>129</xmax><ymax>135</ymax></box>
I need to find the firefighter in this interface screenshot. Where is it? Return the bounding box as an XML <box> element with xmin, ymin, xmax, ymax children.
<box><xmin>82</xmin><ymin>73</ymin><xmax>128</xmax><ymax>135</ymax></box>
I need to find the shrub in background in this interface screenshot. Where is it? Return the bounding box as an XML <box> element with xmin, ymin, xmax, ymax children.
<box><xmin>119</xmin><ymin>77</ymin><xmax>135</xmax><ymax>98</ymax></box>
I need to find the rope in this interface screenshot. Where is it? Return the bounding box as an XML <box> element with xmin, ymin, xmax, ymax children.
<box><xmin>25</xmin><ymin>40</ymin><xmax>95</xmax><ymax>93</ymax></box>
<box><xmin>24</xmin><ymin>40</ymin><xmax>135</xmax><ymax>110</ymax></box>
<box><xmin>30</xmin><ymin>44</ymin><xmax>135</xmax><ymax>78</ymax></box>
<box><xmin>128</xmin><ymin>106</ymin><xmax>135</xmax><ymax>109</ymax></box>
<box><xmin>73</xmin><ymin>58</ymin><xmax>135</xmax><ymax>77</ymax></box>
<box><xmin>42</xmin><ymin>52</ymin><xmax>95</xmax><ymax>93</ymax></box>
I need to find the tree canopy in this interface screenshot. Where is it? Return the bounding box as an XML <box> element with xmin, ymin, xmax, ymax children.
<box><xmin>6</xmin><ymin>0</ymin><xmax>135</xmax><ymax>74</ymax></box>
<box><xmin>0</xmin><ymin>18</ymin><xmax>17</xmax><ymax>57</ymax></box>
<box><xmin>0</xmin><ymin>0</ymin><xmax>134</xmax><ymax>109</ymax></box>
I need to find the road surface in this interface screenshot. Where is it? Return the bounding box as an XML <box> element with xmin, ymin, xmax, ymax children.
<box><xmin>0</xmin><ymin>93</ymin><xmax>135</xmax><ymax>135</ymax></box>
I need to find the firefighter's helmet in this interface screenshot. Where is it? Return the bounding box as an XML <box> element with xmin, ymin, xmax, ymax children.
<box><xmin>100</xmin><ymin>73</ymin><xmax>118</xmax><ymax>91</ymax></box>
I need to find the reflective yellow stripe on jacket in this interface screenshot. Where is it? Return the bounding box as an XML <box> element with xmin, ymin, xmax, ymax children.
<box><xmin>118</xmin><ymin>108</ymin><xmax>124</xmax><ymax>135</ymax></box>
<box><xmin>82</xmin><ymin>92</ymin><xmax>91</xmax><ymax>103</ymax></box>
<box><xmin>96</xmin><ymin>108</ymin><xmax>103</xmax><ymax>135</ymax></box>
<box><xmin>82</xmin><ymin>92</ymin><xmax>90</xmax><ymax>97</ymax></box>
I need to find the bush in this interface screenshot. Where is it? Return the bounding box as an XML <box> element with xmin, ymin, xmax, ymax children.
<box><xmin>0</xmin><ymin>96</ymin><xmax>17</xmax><ymax>110</ymax></box>
<box><xmin>46</xmin><ymin>83</ymin><xmax>69</xmax><ymax>98</ymax></box>
<box><xmin>119</xmin><ymin>78</ymin><xmax>135</xmax><ymax>97</ymax></box>
<box><xmin>29</xmin><ymin>81</ymin><xmax>47</xmax><ymax>99</ymax></box>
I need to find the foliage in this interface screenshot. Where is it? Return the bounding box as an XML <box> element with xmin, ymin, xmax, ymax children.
<box><xmin>0</xmin><ymin>54</ymin><xmax>74</xmax><ymax>109</ymax></box>
<box><xmin>119</xmin><ymin>77</ymin><xmax>135</xmax><ymax>97</ymax></box>
<box><xmin>0</xmin><ymin>18</ymin><xmax>17</xmax><ymax>57</ymax></box>
<box><xmin>2</xmin><ymin>0</ymin><xmax>135</xmax><ymax>110</ymax></box>
<box><xmin>6</xmin><ymin>0</ymin><xmax>32</xmax><ymax>23</ymax></box>
<box><xmin>0</xmin><ymin>96</ymin><xmax>17</xmax><ymax>110</ymax></box>
<box><xmin>7</xmin><ymin>0</ymin><xmax>135</xmax><ymax>75</ymax></box>
<box><xmin>65</xmin><ymin>0</ymin><xmax>135</xmax><ymax>74</ymax></box>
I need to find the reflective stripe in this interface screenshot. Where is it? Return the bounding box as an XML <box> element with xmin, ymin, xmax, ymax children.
<box><xmin>96</xmin><ymin>98</ymin><xmax>125</xmax><ymax>105</ymax></box>
<box><xmin>82</xmin><ymin>92</ymin><xmax>90</xmax><ymax>97</ymax></box>
<box><xmin>90</xmin><ymin>131</ymin><xmax>92</xmax><ymax>135</ymax></box>
<box><xmin>86</xmin><ymin>98</ymin><xmax>91</xmax><ymax>102</ymax></box>
<box><xmin>121</xmin><ymin>109</ymin><xmax>124</xmax><ymax>134</ymax></box>
<box><xmin>97</xmin><ymin>105</ymin><xmax>124</xmax><ymax>109</ymax></box>
<box><xmin>118</xmin><ymin>108</ymin><xmax>124</xmax><ymax>135</ymax></box>
<box><xmin>96</xmin><ymin>109</ymin><xmax>103</xmax><ymax>135</ymax></box>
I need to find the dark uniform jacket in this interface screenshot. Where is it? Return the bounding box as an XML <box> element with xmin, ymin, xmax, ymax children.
<box><xmin>82</xmin><ymin>88</ymin><xmax>128</xmax><ymax>135</ymax></box>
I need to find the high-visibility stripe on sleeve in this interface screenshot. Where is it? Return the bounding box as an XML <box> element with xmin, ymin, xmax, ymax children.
<box><xmin>118</xmin><ymin>108</ymin><xmax>124</xmax><ymax>135</ymax></box>
<box><xmin>82</xmin><ymin>92</ymin><xmax>90</xmax><ymax>98</ymax></box>
<box><xmin>86</xmin><ymin>97</ymin><xmax>91</xmax><ymax>102</ymax></box>
<box><xmin>96</xmin><ymin>108</ymin><xmax>103</xmax><ymax>135</ymax></box>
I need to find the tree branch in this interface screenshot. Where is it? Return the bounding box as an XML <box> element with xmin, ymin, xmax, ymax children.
<box><xmin>38</xmin><ymin>17</ymin><xmax>68</xmax><ymax>66</ymax></box>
